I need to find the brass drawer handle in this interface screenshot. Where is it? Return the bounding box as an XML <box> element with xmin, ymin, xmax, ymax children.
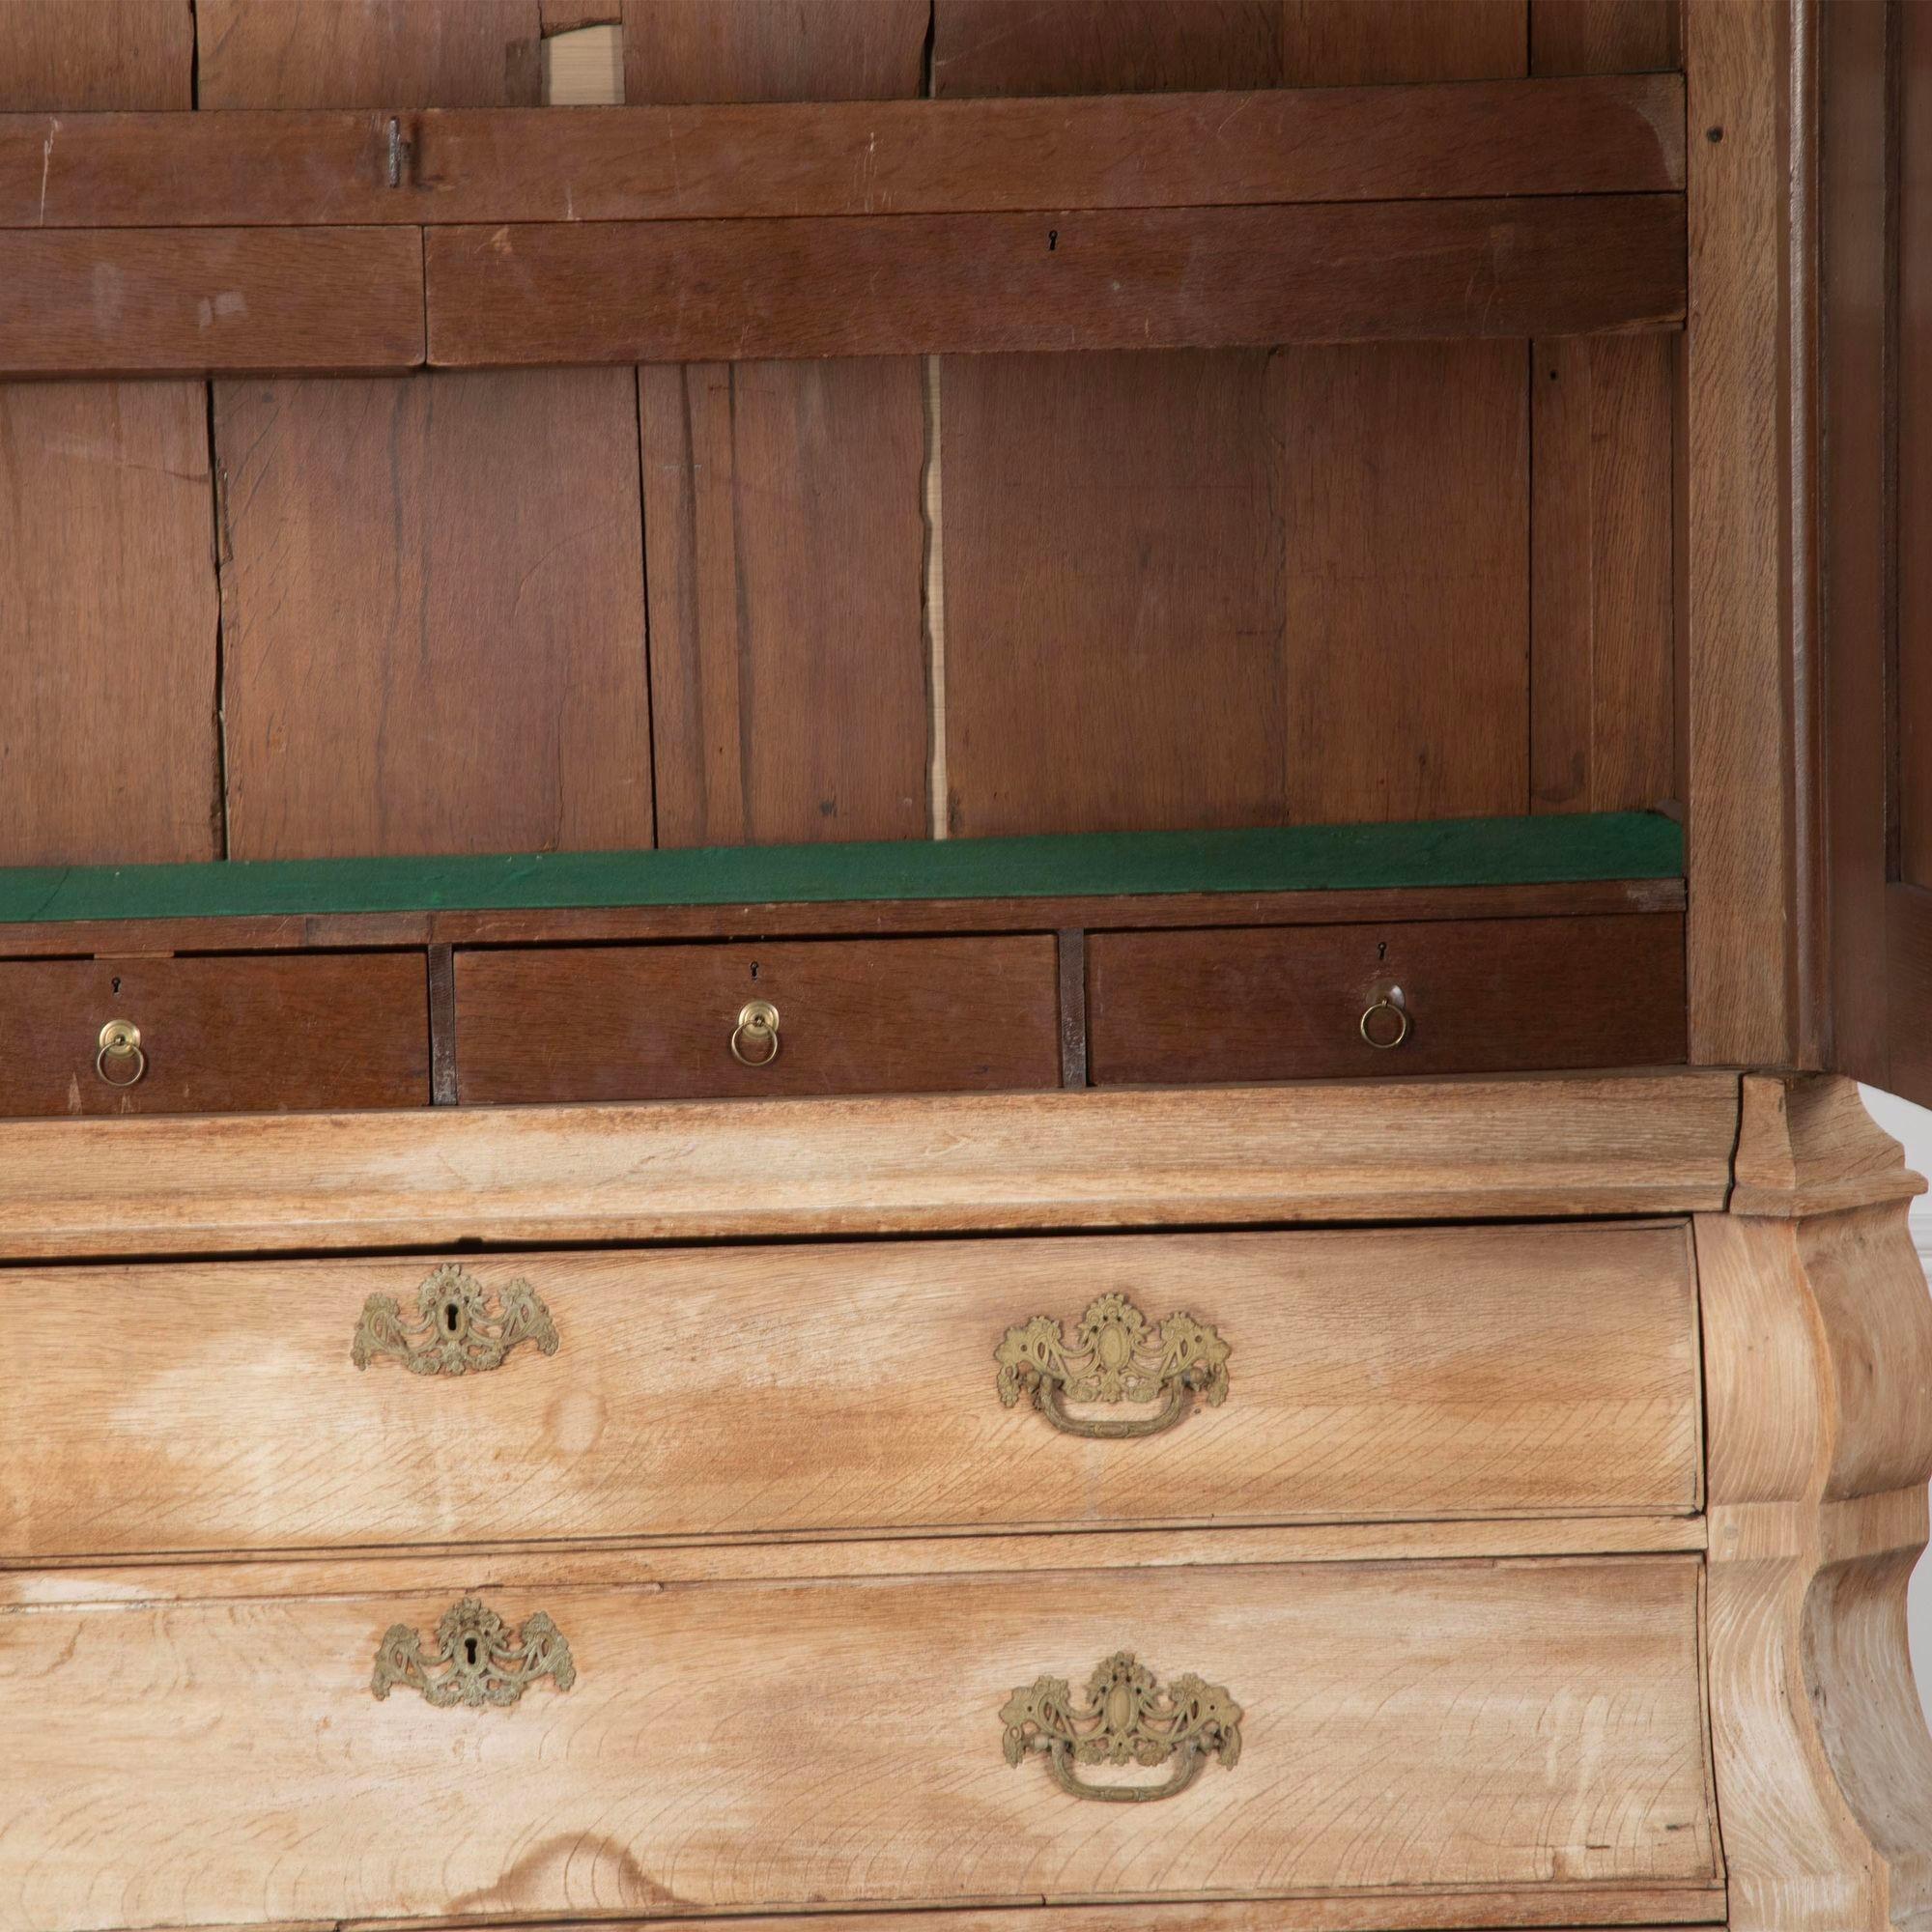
<box><xmin>1360</xmin><ymin>986</ymin><xmax>1410</xmax><ymax>1049</ymax></box>
<box><xmin>996</xmin><ymin>1292</ymin><xmax>1229</xmax><ymax>1438</ymax></box>
<box><xmin>352</xmin><ymin>1264</ymin><xmax>558</xmax><ymax>1375</ymax></box>
<box><xmin>1003</xmin><ymin>1651</ymin><xmax>1241</xmax><ymax>1803</ymax></box>
<box><xmin>372</xmin><ymin>1597</ymin><xmax>575</xmax><ymax>1708</ymax></box>
<box><xmin>730</xmin><ymin>997</ymin><xmax>781</xmax><ymax>1066</ymax></box>
<box><xmin>95</xmin><ymin>1018</ymin><xmax>146</xmax><ymax>1088</ymax></box>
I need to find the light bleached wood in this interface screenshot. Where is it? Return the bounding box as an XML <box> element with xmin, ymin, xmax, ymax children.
<box><xmin>0</xmin><ymin>1517</ymin><xmax>1712</xmax><ymax>1608</ymax></box>
<box><xmin>0</xmin><ymin>1071</ymin><xmax>1741</xmax><ymax>1260</ymax></box>
<box><xmin>0</xmin><ymin>1554</ymin><xmax>1717</xmax><ymax>1930</ymax></box>
<box><xmin>541</xmin><ymin>23</ymin><xmax>622</xmax><ymax>101</ymax></box>
<box><xmin>0</xmin><ymin>1223</ymin><xmax>1701</xmax><ymax>1561</ymax></box>
<box><xmin>1698</xmin><ymin>1073</ymin><xmax>1932</xmax><ymax>1932</ymax></box>
<box><xmin>339</xmin><ymin>1911</ymin><xmax>1715</xmax><ymax>1932</ymax></box>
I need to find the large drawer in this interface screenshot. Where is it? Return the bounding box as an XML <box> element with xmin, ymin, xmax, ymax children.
<box><xmin>1</xmin><ymin>1222</ymin><xmax>1701</xmax><ymax>1559</ymax></box>
<box><xmin>0</xmin><ymin>1550</ymin><xmax>1719</xmax><ymax>1931</ymax></box>
<box><xmin>0</xmin><ymin>952</ymin><xmax>430</xmax><ymax>1115</ymax></box>
<box><xmin>1087</xmin><ymin>913</ymin><xmax>1686</xmax><ymax>1082</ymax></box>
<box><xmin>454</xmin><ymin>933</ymin><xmax>1061</xmax><ymax>1101</ymax></box>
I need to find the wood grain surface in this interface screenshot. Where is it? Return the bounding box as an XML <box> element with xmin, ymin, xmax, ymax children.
<box><xmin>215</xmin><ymin>370</ymin><xmax>651</xmax><ymax>858</ymax></box>
<box><xmin>426</xmin><ymin>195</ymin><xmax>1686</xmax><ymax>367</ymax></box>
<box><xmin>454</xmin><ymin>934</ymin><xmax>1059</xmax><ymax>1100</ymax></box>
<box><xmin>0</xmin><ymin>77</ymin><xmax>1688</xmax><ymax>226</ymax></box>
<box><xmin>0</xmin><ymin>1069</ymin><xmax>1742</xmax><ymax>1259</ymax></box>
<box><xmin>0</xmin><ymin>952</ymin><xmax>429</xmax><ymax>1118</ymax></box>
<box><xmin>0</xmin><ymin>1220</ymin><xmax>1699</xmax><ymax>1559</ymax></box>
<box><xmin>0</xmin><ymin>1</ymin><xmax>216</xmax><ymax>868</ymax></box>
<box><xmin>1529</xmin><ymin>0</ymin><xmax>1679</xmax><ymax>74</ymax></box>
<box><xmin>1902</xmin><ymin>0</ymin><xmax>1932</xmax><ymax>894</ymax></box>
<box><xmin>621</xmin><ymin>0</ymin><xmax>928</xmax><ymax>103</ymax></box>
<box><xmin>1087</xmin><ymin>913</ymin><xmax>1686</xmax><ymax>1082</ymax></box>
<box><xmin>0</xmin><ymin>1554</ymin><xmax>1716</xmax><ymax>1929</ymax></box>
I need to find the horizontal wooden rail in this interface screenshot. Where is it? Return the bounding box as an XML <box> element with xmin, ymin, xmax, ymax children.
<box><xmin>0</xmin><ymin>76</ymin><xmax>1683</xmax><ymax>229</ymax></box>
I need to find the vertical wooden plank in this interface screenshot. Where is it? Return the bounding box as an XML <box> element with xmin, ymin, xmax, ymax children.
<box><xmin>1529</xmin><ymin>0</ymin><xmax>1679</xmax><ymax>819</ymax></box>
<box><xmin>204</xmin><ymin>0</ymin><xmax>652</xmax><ymax>863</ymax></box>
<box><xmin>1529</xmin><ymin>0</ymin><xmax>1680</xmax><ymax>73</ymax></box>
<box><xmin>1278</xmin><ymin>5</ymin><xmax>1532</xmax><ymax>827</ymax></box>
<box><xmin>1686</xmin><ymin>0</ymin><xmax>1809</xmax><ymax>1065</ymax></box>
<box><xmin>196</xmin><ymin>0</ymin><xmax>545</xmax><ymax>107</ymax></box>
<box><xmin>1902</xmin><ymin>0</ymin><xmax>1932</xmax><ymax>894</ymax></box>
<box><xmin>0</xmin><ymin>0</ymin><xmax>215</xmax><ymax>869</ymax></box>
<box><xmin>629</xmin><ymin>1</ymin><xmax>932</xmax><ymax>849</ymax></box>
<box><xmin>936</xmin><ymin>5</ymin><xmax>1286</xmax><ymax>840</ymax></box>
<box><xmin>1057</xmin><ymin>927</ymin><xmax>1089</xmax><ymax>1089</ymax></box>
<box><xmin>942</xmin><ymin>348</ymin><xmax>1287</xmax><ymax>836</ymax></box>
<box><xmin>1532</xmin><ymin>334</ymin><xmax>1676</xmax><ymax>812</ymax></box>
<box><xmin>1281</xmin><ymin>341</ymin><xmax>1531</xmax><ymax>823</ymax></box>
<box><xmin>217</xmin><ymin>371</ymin><xmax>652</xmax><ymax>859</ymax></box>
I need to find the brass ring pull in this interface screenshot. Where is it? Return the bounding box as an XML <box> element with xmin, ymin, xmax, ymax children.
<box><xmin>996</xmin><ymin>1293</ymin><xmax>1230</xmax><ymax>1439</ymax></box>
<box><xmin>730</xmin><ymin>998</ymin><xmax>781</xmax><ymax>1066</ymax></box>
<box><xmin>95</xmin><ymin>1019</ymin><xmax>146</xmax><ymax>1088</ymax></box>
<box><xmin>372</xmin><ymin>1597</ymin><xmax>575</xmax><ymax>1708</ymax></box>
<box><xmin>1359</xmin><ymin>992</ymin><xmax>1410</xmax><ymax>1050</ymax></box>
<box><xmin>1003</xmin><ymin>1652</ymin><xmax>1242</xmax><ymax>1803</ymax></box>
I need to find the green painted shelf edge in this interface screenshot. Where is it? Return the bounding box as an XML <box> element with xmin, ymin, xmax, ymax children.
<box><xmin>0</xmin><ymin>813</ymin><xmax>1683</xmax><ymax>925</ymax></box>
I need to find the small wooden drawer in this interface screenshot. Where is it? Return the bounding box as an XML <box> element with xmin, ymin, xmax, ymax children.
<box><xmin>1087</xmin><ymin>912</ymin><xmax>1686</xmax><ymax>1083</ymax></box>
<box><xmin>0</xmin><ymin>1549</ymin><xmax>1719</xmax><ymax>1930</ymax></box>
<box><xmin>0</xmin><ymin>1222</ymin><xmax>1700</xmax><ymax>1560</ymax></box>
<box><xmin>453</xmin><ymin>934</ymin><xmax>1060</xmax><ymax>1102</ymax></box>
<box><xmin>0</xmin><ymin>952</ymin><xmax>430</xmax><ymax>1117</ymax></box>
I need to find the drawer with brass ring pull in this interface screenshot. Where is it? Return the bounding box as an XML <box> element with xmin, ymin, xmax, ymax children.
<box><xmin>0</xmin><ymin>1545</ymin><xmax>1719</xmax><ymax>1930</ymax></box>
<box><xmin>0</xmin><ymin>953</ymin><xmax>432</xmax><ymax>1118</ymax></box>
<box><xmin>1086</xmin><ymin>912</ymin><xmax>1686</xmax><ymax>1084</ymax></box>
<box><xmin>0</xmin><ymin>1220</ymin><xmax>1700</xmax><ymax>1561</ymax></box>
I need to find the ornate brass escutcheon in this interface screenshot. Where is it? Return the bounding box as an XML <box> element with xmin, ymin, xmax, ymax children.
<box><xmin>351</xmin><ymin>1264</ymin><xmax>558</xmax><ymax>1376</ymax></box>
<box><xmin>371</xmin><ymin>1597</ymin><xmax>575</xmax><ymax>1708</ymax></box>
<box><xmin>1001</xmin><ymin>1651</ymin><xmax>1242</xmax><ymax>1802</ymax></box>
<box><xmin>995</xmin><ymin>1292</ymin><xmax>1229</xmax><ymax>1438</ymax></box>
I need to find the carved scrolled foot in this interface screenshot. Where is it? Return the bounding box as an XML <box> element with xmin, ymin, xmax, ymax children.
<box><xmin>1699</xmin><ymin>1074</ymin><xmax>1932</xmax><ymax>1932</ymax></box>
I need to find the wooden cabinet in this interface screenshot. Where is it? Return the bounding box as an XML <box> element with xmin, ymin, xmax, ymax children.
<box><xmin>453</xmin><ymin>935</ymin><xmax>1061</xmax><ymax>1102</ymax></box>
<box><xmin>1087</xmin><ymin>914</ymin><xmax>1685</xmax><ymax>1084</ymax></box>
<box><xmin>0</xmin><ymin>952</ymin><xmax>429</xmax><ymax>1116</ymax></box>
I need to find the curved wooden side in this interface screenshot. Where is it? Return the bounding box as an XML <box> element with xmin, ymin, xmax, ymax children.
<box><xmin>1698</xmin><ymin>1073</ymin><xmax>1932</xmax><ymax>1932</ymax></box>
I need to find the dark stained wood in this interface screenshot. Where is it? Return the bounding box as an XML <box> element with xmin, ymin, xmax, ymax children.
<box><xmin>215</xmin><ymin>370</ymin><xmax>653</xmax><ymax>859</ymax></box>
<box><xmin>620</xmin><ymin>0</ymin><xmax>926</xmax><ymax>102</ymax></box>
<box><xmin>934</xmin><ymin>6</ymin><xmax>1279</xmax><ymax>849</ymax></box>
<box><xmin>1057</xmin><ymin>927</ymin><xmax>1089</xmax><ymax>1088</ymax></box>
<box><xmin>454</xmin><ymin>935</ymin><xmax>1061</xmax><ymax>1101</ymax></box>
<box><xmin>543</xmin><ymin>0</ymin><xmax>620</xmax><ymax>31</ymax></box>
<box><xmin>0</xmin><ymin>377</ymin><xmax>221</xmax><ymax>867</ymax></box>
<box><xmin>629</xmin><ymin>1</ymin><xmax>929</xmax><ymax>854</ymax></box>
<box><xmin>1531</xmin><ymin>334</ymin><xmax>1675</xmax><ymax>812</ymax></box>
<box><xmin>1530</xmin><ymin>0</ymin><xmax>1681</xmax><ymax>74</ymax></box>
<box><xmin>1685</xmin><ymin>0</ymin><xmax>1813</xmax><ymax>1066</ymax></box>
<box><xmin>1903</xmin><ymin>0</ymin><xmax>1932</xmax><ymax>895</ymax></box>
<box><xmin>1280</xmin><ymin>1</ymin><xmax>1528</xmax><ymax>84</ymax></box>
<box><xmin>1889</xmin><ymin>886</ymin><xmax>1932</xmax><ymax>1102</ymax></box>
<box><xmin>1087</xmin><ymin>914</ymin><xmax>1687</xmax><ymax>1084</ymax></box>
<box><xmin>641</xmin><ymin>359</ymin><xmax>928</xmax><ymax>847</ymax></box>
<box><xmin>196</xmin><ymin>0</ymin><xmax>545</xmax><ymax>108</ymax></box>
<box><xmin>427</xmin><ymin>943</ymin><xmax>458</xmax><ymax>1104</ymax></box>
<box><xmin>933</xmin><ymin>1</ymin><xmax>1281</xmax><ymax>95</ymax></box>
<box><xmin>0</xmin><ymin>953</ymin><xmax>430</xmax><ymax>1118</ymax></box>
<box><xmin>1819</xmin><ymin>0</ymin><xmax>1893</xmax><ymax>1085</ymax></box>
<box><xmin>0</xmin><ymin>877</ymin><xmax>1689</xmax><ymax>961</ymax></box>
<box><xmin>943</xmin><ymin>349</ymin><xmax>1287</xmax><ymax>837</ymax></box>
<box><xmin>1282</xmin><ymin>340</ymin><xmax>1529</xmax><ymax>822</ymax></box>
<box><xmin>427</xmin><ymin>196</ymin><xmax>1686</xmax><ymax>368</ymax></box>
<box><xmin>0</xmin><ymin>0</ymin><xmax>215</xmax><ymax>869</ymax></box>
<box><xmin>0</xmin><ymin>228</ymin><xmax>424</xmax><ymax>377</ymax></box>
<box><xmin>0</xmin><ymin>77</ymin><xmax>1690</xmax><ymax>228</ymax></box>
<box><xmin>0</xmin><ymin>0</ymin><xmax>194</xmax><ymax>110</ymax></box>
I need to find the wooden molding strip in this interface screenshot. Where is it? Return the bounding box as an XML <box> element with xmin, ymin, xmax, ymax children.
<box><xmin>0</xmin><ymin>77</ymin><xmax>1684</xmax><ymax>229</ymax></box>
<box><xmin>427</xmin><ymin>194</ymin><xmax>1685</xmax><ymax>367</ymax></box>
<box><xmin>0</xmin><ymin>1069</ymin><xmax>1740</xmax><ymax>1260</ymax></box>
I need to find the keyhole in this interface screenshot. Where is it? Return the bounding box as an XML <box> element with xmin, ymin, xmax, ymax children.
<box><xmin>465</xmin><ymin>1636</ymin><xmax>478</xmax><ymax>1665</ymax></box>
<box><xmin>1376</xmin><ymin>941</ymin><xmax>1387</xmax><ymax>961</ymax></box>
<box><xmin>444</xmin><ymin>1302</ymin><xmax>459</xmax><ymax>1333</ymax></box>
<box><xmin>750</xmin><ymin>961</ymin><xmax>759</xmax><ymax>980</ymax></box>
<box><xmin>1047</xmin><ymin>228</ymin><xmax>1059</xmax><ymax>251</ymax></box>
<box><xmin>110</xmin><ymin>977</ymin><xmax>122</xmax><ymax>993</ymax></box>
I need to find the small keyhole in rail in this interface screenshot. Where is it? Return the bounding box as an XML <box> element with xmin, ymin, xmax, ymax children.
<box><xmin>444</xmin><ymin>1302</ymin><xmax>459</xmax><ymax>1333</ymax></box>
<box><xmin>750</xmin><ymin>961</ymin><xmax>759</xmax><ymax>980</ymax></box>
<box><xmin>110</xmin><ymin>977</ymin><xmax>122</xmax><ymax>993</ymax></box>
<box><xmin>1047</xmin><ymin>229</ymin><xmax>1059</xmax><ymax>251</ymax></box>
<box><xmin>465</xmin><ymin>1636</ymin><xmax>478</xmax><ymax>1665</ymax></box>
<box><xmin>1377</xmin><ymin>941</ymin><xmax>1387</xmax><ymax>962</ymax></box>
